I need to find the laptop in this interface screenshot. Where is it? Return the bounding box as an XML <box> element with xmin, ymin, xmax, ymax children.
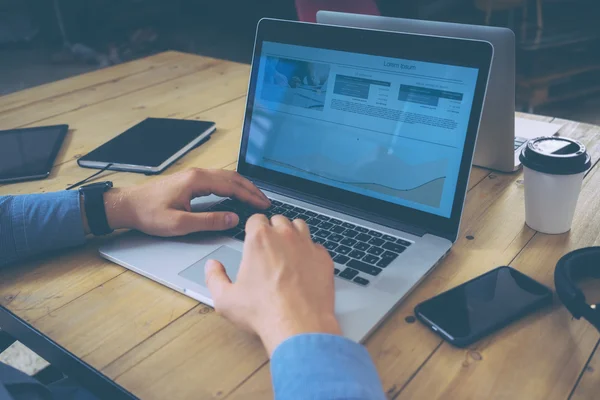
<box><xmin>99</xmin><ymin>18</ymin><xmax>493</xmax><ymax>343</ymax></box>
<box><xmin>316</xmin><ymin>11</ymin><xmax>562</xmax><ymax>173</ymax></box>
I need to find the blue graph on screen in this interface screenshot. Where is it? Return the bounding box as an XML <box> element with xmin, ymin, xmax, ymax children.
<box><xmin>262</xmin><ymin>148</ymin><xmax>448</xmax><ymax>208</ymax></box>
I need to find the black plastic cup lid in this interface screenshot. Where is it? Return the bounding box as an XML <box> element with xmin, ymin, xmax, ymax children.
<box><xmin>520</xmin><ymin>137</ymin><xmax>592</xmax><ymax>175</ymax></box>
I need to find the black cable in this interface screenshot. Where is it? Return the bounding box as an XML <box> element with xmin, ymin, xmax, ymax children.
<box><xmin>66</xmin><ymin>164</ymin><xmax>113</xmax><ymax>190</ymax></box>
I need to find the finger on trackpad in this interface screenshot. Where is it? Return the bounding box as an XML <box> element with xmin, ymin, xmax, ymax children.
<box><xmin>178</xmin><ymin>246</ymin><xmax>242</xmax><ymax>286</ymax></box>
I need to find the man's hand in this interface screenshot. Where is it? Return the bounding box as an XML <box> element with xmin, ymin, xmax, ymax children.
<box><xmin>204</xmin><ymin>214</ymin><xmax>342</xmax><ymax>356</ymax></box>
<box><xmin>92</xmin><ymin>169</ymin><xmax>270</xmax><ymax>236</ymax></box>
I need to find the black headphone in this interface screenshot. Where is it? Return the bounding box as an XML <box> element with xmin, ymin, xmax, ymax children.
<box><xmin>554</xmin><ymin>247</ymin><xmax>600</xmax><ymax>330</ymax></box>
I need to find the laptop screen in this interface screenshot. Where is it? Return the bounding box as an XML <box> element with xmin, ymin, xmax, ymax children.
<box><xmin>244</xmin><ymin>41</ymin><xmax>479</xmax><ymax>218</ymax></box>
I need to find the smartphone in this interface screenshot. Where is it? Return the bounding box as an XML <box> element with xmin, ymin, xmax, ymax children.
<box><xmin>414</xmin><ymin>266</ymin><xmax>552</xmax><ymax>347</ymax></box>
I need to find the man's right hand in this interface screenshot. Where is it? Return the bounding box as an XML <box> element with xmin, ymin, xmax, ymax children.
<box><xmin>204</xmin><ymin>214</ymin><xmax>342</xmax><ymax>356</ymax></box>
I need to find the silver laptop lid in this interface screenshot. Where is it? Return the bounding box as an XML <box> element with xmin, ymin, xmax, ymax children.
<box><xmin>316</xmin><ymin>11</ymin><xmax>516</xmax><ymax>172</ymax></box>
<box><xmin>237</xmin><ymin>18</ymin><xmax>493</xmax><ymax>242</ymax></box>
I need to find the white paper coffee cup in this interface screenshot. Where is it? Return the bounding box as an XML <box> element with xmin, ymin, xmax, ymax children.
<box><xmin>520</xmin><ymin>137</ymin><xmax>591</xmax><ymax>234</ymax></box>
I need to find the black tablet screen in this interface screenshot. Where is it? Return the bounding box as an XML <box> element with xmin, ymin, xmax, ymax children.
<box><xmin>0</xmin><ymin>125</ymin><xmax>68</xmax><ymax>181</ymax></box>
<box><xmin>79</xmin><ymin>118</ymin><xmax>215</xmax><ymax>167</ymax></box>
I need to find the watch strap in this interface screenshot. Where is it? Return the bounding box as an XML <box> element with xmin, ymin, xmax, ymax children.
<box><xmin>80</xmin><ymin>182</ymin><xmax>113</xmax><ymax>236</ymax></box>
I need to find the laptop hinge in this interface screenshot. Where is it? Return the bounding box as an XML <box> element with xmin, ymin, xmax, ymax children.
<box><xmin>251</xmin><ymin>178</ymin><xmax>427</xmax><ymax>238</ymax></box>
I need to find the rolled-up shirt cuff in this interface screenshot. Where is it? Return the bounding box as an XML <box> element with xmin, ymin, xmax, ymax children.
<box><xmin>7</xmin><ymin>191</ymin><xmax>86</xmax><ymax>265</ymax></box>
<box><xmin>270</xmin><ymin>333</ymin><xmax>385</xmax><ymax>400</ymax></box>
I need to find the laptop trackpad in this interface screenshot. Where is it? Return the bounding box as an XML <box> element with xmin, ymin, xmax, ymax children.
<box><xmin>178</xmin><ymin>246</ymin><xmax>243</xmax><ymax>287</ymax></box>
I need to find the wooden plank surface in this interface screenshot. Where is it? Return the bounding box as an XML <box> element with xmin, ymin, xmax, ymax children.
<box><xmin>0</xmin><ymin>53</ymin><xmax>223</xmax><ymax>129</ymax></box>
<box><xmin>33</xmin><ymin>272</ymin><xmax>197</xmax><ymax>370</ymax></box>
<box><xmin>571</xmin><ymin>343</ymin><xmax>600</xmax><ymax>400</ymax></box>
<box><xmin>111</xmin><ymin>305</ymin><xmax>267</xmax><ymax>400</ymax></box>
<box><xmin>2</xmin><ymin>52</ymin><xmax>600</xmax><ymax>400</ymax></box>
<box><xmin>0</xmin><ymin>52</ymin><xmax>190</xmax><ymax>115</ymax></box>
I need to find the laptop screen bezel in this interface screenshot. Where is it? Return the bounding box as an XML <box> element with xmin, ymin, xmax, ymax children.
<box><xmin>237</xmin><ymin>18</ymin><xmax>493</xmax><ymax>242</ymax></box>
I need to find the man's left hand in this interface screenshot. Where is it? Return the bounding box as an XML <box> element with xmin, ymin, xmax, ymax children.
<box><xmin>89</xmin><ymin>168</ymin><xmax>270</xmax><ymax>236</ymax></box>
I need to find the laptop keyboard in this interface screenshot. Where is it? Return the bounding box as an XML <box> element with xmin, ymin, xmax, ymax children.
<box><xmin>206</xmin><ymin>198</ymin><xmax>413</xmax><ymax>287</ymax></box>
<box><xmin>514</xmin><ymin>137</ymin><xmax>527</xmax><ymax>151</ymax></box>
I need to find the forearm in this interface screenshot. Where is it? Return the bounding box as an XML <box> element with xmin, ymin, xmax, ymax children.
<box><xmin>0</xmin><ymin>192</ymin><xmax>87</xmax><ymax>268</ymax></box>
<box><xmin>0</xmin><ymin>186</ymin><xmax>137</xmax><ymax>267</ymax></box>
<box><xmin>0</xmin><ymin>168</ymin><xmax>270</xmax><ymax>267</ymax></box>
<box><xmin>270</xmin><ymin>334</ymin><xmax>386</xmax><ymax>400</ymax></box>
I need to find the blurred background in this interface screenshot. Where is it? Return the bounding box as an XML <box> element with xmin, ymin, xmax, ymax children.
<box><xmin>1</xmin><ymin>0</ymin><xmax>600</xmax><ymax>121</ymax></box>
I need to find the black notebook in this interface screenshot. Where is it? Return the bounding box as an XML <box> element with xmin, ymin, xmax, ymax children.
<box><xmin>78</xmin><ymin>118</ymin><xmax>216</xmax><ymax>174</ymax></box>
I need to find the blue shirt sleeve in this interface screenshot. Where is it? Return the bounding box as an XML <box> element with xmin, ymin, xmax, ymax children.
<box><xmin>270</xmin><ymin>333</ymin><xmax>386</xmax><ymax>400</ymax></box>
<box><xmin>0</xmin><ymin>191</ymin><xmax>86</xmax><ymax>268</ymax></box>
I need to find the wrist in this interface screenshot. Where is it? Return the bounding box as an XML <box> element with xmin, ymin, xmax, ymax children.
<box><xmin>259</xmin><ymin>313</ymin><xmax>342</xmax><ymax>357</ymax></box>
<box><xmin>79</xmin><ymin>187</ymin><xmax>135</xmax><ymax>234</ymax></box>
<box><xmin>104</xmin><ymin>188</ymin><xmax>136</xmax><ymax>231</ymax></box>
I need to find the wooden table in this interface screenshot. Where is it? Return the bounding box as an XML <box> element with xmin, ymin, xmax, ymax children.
<box><xmin>1</xmin><ymin>51</ymin><xmax>600</xmax><ymax>400</ymax></box>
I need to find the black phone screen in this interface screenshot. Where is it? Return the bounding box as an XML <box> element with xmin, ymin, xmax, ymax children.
<box><xmin>415</xmin><ymin>267</ymin><xmax>551</xmax><ymax>341</ymax></box>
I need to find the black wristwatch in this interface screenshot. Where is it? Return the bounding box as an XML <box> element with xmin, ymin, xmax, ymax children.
<box><xmin>79</xmin><ymin>181</ymin><xmax>113</xmax><ymax>236</ymax></box>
